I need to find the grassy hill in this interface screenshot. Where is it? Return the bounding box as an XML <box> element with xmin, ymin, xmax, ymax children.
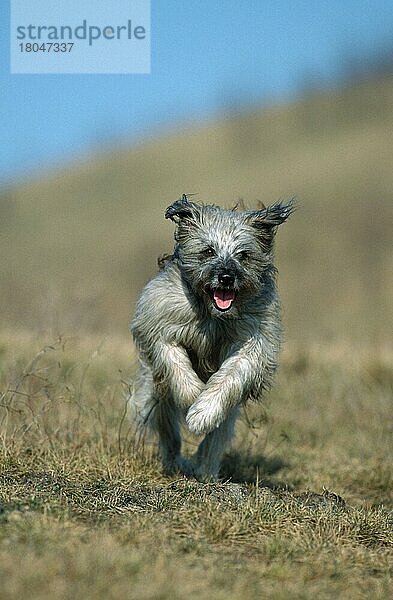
<box><xmin>1</xmin><ymin>75</ymin><xmax>393</xmax><ymax>342</ymax></box>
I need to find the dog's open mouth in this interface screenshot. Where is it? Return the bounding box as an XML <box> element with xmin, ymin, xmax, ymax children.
<box><xmin>212</xmin><ymin>288</ymin><xmax>236</xmax><ymax>311</ymax></box>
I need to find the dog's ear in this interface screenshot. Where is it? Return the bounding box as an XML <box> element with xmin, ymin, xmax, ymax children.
<box><xmin>165</xmin><ymin>194</ymin><xmax>200</xmax><ymax>225</ymax></box>
<box><xmin>245</xmin><ymin>200</ymin><xmax>295</xmax><ymax>227</ymax></box>
<box><xmin>244</xmin><ymin>200</ymin><xmax>295</xmax><ymax>248</ymax></box>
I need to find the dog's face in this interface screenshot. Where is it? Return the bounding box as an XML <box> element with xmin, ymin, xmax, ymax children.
<box><xmin>166</xmin><ymin>195</ymin><xmax>293</xmax><ymax>318</ymax></box>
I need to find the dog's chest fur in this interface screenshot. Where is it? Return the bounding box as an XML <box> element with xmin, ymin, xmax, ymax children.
<box><xmin>182</xmin><ymin>321</ymin><xmax>229</xmax><ymax>382</ymax></box>
<box><xmin>175</xmin><ymin>308</ymin><xmax>259</xmax><ymax>383</ymax></box>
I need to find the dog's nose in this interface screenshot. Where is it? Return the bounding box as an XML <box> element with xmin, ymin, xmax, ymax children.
<box><xmin>218</xmin><ymin>273</ymin><xmax>235</xmax><ymax>287</ymax></box>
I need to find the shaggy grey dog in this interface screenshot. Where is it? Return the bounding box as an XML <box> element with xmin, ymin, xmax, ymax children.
<box><xmin>130</xmin><ymin>194</ymin><xmax>293</xmax><ymax>480</ymax></box>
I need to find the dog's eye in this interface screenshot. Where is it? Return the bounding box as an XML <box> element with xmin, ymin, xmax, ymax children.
<box><xmin>200</xmin><ymin>247</ymin><xmax>216</xmax><ymax>258</ymax></box>
<box><xmin>237</xmin><ymin>251</ymin><xmax>250</xmax><ymax>261</ymax></box>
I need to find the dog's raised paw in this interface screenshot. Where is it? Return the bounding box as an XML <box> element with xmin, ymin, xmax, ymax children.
<box><xmin>186</xmin><ymin>397</ymin><xmax>224</xmax><ymax>435</ymax></box>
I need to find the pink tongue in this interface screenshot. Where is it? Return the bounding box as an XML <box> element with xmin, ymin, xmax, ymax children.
<box><xmin>214</xmin><ymin>289</ymin><xmax>235</xmax><ymax>310</ymax></box>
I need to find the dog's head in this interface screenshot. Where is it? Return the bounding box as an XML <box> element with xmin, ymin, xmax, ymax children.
<box><xmin>165</xmin><ymin>194</ymin><xmax>294</xmax><ymax>318</ymax></box>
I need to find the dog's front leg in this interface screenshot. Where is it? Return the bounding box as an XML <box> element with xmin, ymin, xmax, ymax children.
<box><xmin>186</xmin><ymin>342</ymin><xmax>276</xmax><ymax>435</ymax></box>
<box><xmin>192</xmin><ymin>407</ymin><xmax>239</xmax><ymax>481</ymax></box>
<box><xmin>154</xmin><ymin>342</ymin><xmax>205</xmax><ymax>408</ymax></box>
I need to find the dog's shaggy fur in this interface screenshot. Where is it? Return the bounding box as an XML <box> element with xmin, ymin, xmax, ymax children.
<box><xmin>130</xmin><ymin>195</ymin><xmax>293</xmax><ymax>480</ymax></box>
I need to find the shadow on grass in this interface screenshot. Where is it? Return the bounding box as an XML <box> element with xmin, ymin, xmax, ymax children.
<box><xmin>220</xmin><ymin>450</ymin><xmax>290</xmax><ymax>488</ymax></box>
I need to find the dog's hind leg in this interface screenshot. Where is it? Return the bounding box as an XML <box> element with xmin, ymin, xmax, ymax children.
<box><xmin>193</xmin><ymin>407</ymin><xmax>239</xmax><ymax>481</ymax></box>
<box><xmin>130</xmin><ymin>361</ymin><xmax>191</xmax><ymax>476</ymax></box>
<box><xmin>152</xmin><ymin>396</ymin><xmax>193</xmax><ymax>477</ymax></box>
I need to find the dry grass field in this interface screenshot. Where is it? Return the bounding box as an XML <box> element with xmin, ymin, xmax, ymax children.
<box><xmin>0</xmin><ymin>75</ymin><xmax>392</xmax><ymax>598</ymax></box>
<box><xmin>0</xmin><ymin>334</ymin><xmax>392</xmax><ymax>598</ymax></box>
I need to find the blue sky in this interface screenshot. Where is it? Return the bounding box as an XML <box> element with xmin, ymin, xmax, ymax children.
<box><xmin>1</xmin><ymin>0</ymin><xmax>393</xmax><ymax>184</ymax></box>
